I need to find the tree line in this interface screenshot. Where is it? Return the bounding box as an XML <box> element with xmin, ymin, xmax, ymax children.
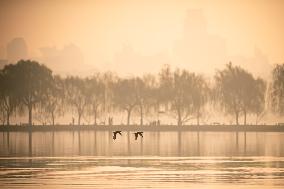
<box><xmin>0</xmin><ymin>60</ymin><xmax>284</xmax><ymax>126</ymax></box>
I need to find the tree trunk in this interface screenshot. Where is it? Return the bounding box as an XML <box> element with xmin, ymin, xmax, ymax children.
<box><xmin>197</xmin><ymin>115</ymin><xmax>200</xmax><ymax>126</ymax></box>
<box><xmin>177</xmin><ymin>108</ymin><xmax>182</xmax><ymax>126</ymax></box>
<box><xmin>255</xmin><ymin>113</ymin><xmax>260</xmax><ymax>125</ymax></box>
<box><xmin>1</xmin><ymin>117</ymin><xmax>4</xmax><ymax>126</ymax></box>
<box><xmin>94</xmin><ymin>109</ymin><xmax>97</xmax><ymax>125</ymax></box>
<box><xmin>6</xmin><ymin>111</ymin><xmax>10</xmax><ymax>126</ymax></box>
<box><xmin>51</xmin><ymin>111</ymin><xmax>55</xmax><ymax>126</ymax></box>
<box><xmin>196</xmin><ymin>107</ymin><xmax>200</xmax><ymax>126</ymax></box>
<box><xmin>28</xmin><ymin>105</ymin><xmax>32</xmax><ymax>126</ymax></box>
<box><xmin>140</xmin><ymin>104</ymin><xmax>143</xmax><ymax>126</ymax></box>
<box><xmin>78</xmin><ymin>113</ymin><xmax>81</xmax><ymax>126</ymax></box>
<box><xmin>235</xmin><ymin>111</ymin><xmax>239</xmax><ymax>125</ymax></box>
<box><xmin>243</xmin><ymin>109</ymin><xmax>247</xmax><ymax>125</ymax></box>
<box><xmin>127</xmin><ymin>109</ymin><xmax>131</xmax><ymax>125</ymax></box>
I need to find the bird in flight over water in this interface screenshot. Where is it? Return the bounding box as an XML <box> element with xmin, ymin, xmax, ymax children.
<box><xmin>113</xmin><ymin>131</ymin><xmax>122</xmax><ymax>140</ymax></box>
<box><xmin>134</xmin><ymin>132</ymin><xmax>143</xmax><ymax>140</ymax></box>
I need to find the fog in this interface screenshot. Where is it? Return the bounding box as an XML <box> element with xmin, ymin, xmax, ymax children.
<box><xmin>0</xmin><ymin>0</ymin><xmax>283</xmax><ymax>77</ymax></box>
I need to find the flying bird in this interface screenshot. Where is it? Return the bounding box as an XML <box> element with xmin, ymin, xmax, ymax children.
<box><xmin>134</xmin><ymin>132</ymin><xmax>143</xmax><ymax>140</ymax></box>
<box><xmin>113</xmin><ymin>131</ymin><xmax>122</xmax><ymax>140</ymax></box>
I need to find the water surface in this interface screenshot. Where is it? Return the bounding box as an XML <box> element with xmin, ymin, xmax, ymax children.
<box><xmin>0</xmin><ymin>131</ymin><xmax>283</xmax><ymax>188</ymax></box>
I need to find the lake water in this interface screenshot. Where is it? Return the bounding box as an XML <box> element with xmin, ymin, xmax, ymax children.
<box><xmin>0</xmin><ymin>131</ymin><xmax>284</xmax><ymax>188</ymax></box>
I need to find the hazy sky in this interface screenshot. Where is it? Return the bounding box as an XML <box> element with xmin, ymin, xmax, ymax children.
<box><xmin>0</xmin><ymin>0</ymin><xmax>284</xmax><ymax>76</ymax></box>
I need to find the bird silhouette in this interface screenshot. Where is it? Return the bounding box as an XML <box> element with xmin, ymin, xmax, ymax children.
<box><xmin>113</xmin><ymin>131</ymin><xmax>122</xmax><ymax>140</ymax></box>
<box><xmin>134</xmin><ymin>132</ymin><xmax>143</xmax><ymax>140</ymax></box>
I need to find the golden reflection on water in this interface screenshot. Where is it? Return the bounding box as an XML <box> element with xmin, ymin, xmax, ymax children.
<box><xmin>0</xmin><ymin>157</ymin><xmax>284</xmax><ymax>189</ymax></box>
<box><xmin>0</xmin><ymin>132</ymin><xmax>284</xmax><ymax>188</ymax></box>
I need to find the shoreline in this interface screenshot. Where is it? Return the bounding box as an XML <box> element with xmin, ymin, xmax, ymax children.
<box><xmin>1</xmin><ymin>125</ymin><xmax>284</xmax><ymax>132</ymax></box>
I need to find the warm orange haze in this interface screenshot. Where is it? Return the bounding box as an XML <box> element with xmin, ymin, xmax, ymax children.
<box><xmin>0</xmin><ymin>0</ymin><xmax>284</xmax><ymax>189</ymax></box>
<box><xmin>1</xmin><ymin>0</ymin><xmax>284</xmax><ymax>76</ymax></box>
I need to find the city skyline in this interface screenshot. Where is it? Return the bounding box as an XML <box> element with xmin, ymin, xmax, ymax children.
<box><xmin>0</xmin><ymin>0</ymin><xmax>283</xmax><ymax>77</ymax></box>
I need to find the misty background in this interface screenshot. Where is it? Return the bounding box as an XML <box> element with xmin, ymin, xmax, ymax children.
<box><xmin>1</xmin><ymin>0</ymin><xmax>283</xmax><ymax>78</ymax></box>
<box><xmin>0</xmin><ymin>0</ymin><xmax>284</xmax><ymax>125</ymax></box>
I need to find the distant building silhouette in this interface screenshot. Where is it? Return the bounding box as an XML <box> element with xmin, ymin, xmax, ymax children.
<box><xmin>113</xmin><ymin>44</ymin><xmax>170</xmax><ymax>76</ymax></box>
<box><xmin>39</xmin><ymin>43</ymin><xmax>85</xmax><ymax>75</ymax></box>
<box><xmin>176</xmin><ymin>9</ymin><xmax>271</xmax><ymax>78</ymax></box>
<box><xmin>174</xmin><ymin>9</ymin><xmax>227</xmax><ymax>73</ymax></box>
<box><xmin>6</xmin><ymin>38</ymin><xmax>28</xmax><ymax>63</ymax></box>
<box><xmin>230</xmin><ymin>47</ymin><xmax>272</xmax><ymax>79</ymax></box>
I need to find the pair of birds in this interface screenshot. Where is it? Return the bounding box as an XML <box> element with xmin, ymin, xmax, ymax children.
<box><xmin>113</xmin><ymin>131</ymin><xmax>143</xmax><ymax>140</ymax></box>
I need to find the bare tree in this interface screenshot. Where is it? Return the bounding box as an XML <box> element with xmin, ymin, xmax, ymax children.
<box><xmin>113</xmin><ymin>78</ymin><xmax>137</xmax><ymax>125</ymax></box>
<box><xmin>159</xmin><ymin>66</ymin><xmax>207</xmax><ymax>126</ymax></box>
<box><xmin>192</xmin><ymin>75</ymin><xmax>210</xmax><ymax>125</ymax></box>
<box><xmin>215</xmin><ymin>63</ymin><xmax>266</xmax><ymax>125</ymax></box>
<box><xmin>250</xmin><ymin>78</ymin><xmax>266</xmax><ymax>125</ymax></box>
<box><xmin>35</xmin><ymin>75</ymin><xmax>65</xmax><ymax>125</ymax></box>
<box><xmin>270</xmin><ymin>64</ymin><xmax>284</xmax><ymax>115</ymax></box>
<box><xmin>133</xmin><ymin>75</ymin><xmax>158</xmax><ymax>125</ymax></box>
<box><xmin>0</xmin><ymin>99</ymin><xmax>6</xmax><ymax>125</ymax></box>
<box><xmin>0</xmin><ymin>66</ymin><xmax>18</xmax><ymax>125</ymax></box>
<box><xmin>85</xmin><ymin>75</ymin><xmax>105</xmax><ymax>125</ymax></box>
<box><xmin>64</xmin><ymin>76</ymin><xmax>88</xmax><ymax>125</ymax></box>
<box><xmin>215</xmin><ymin>63</ymin><xmax>244</xmax><ymax>125</ymax></box>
